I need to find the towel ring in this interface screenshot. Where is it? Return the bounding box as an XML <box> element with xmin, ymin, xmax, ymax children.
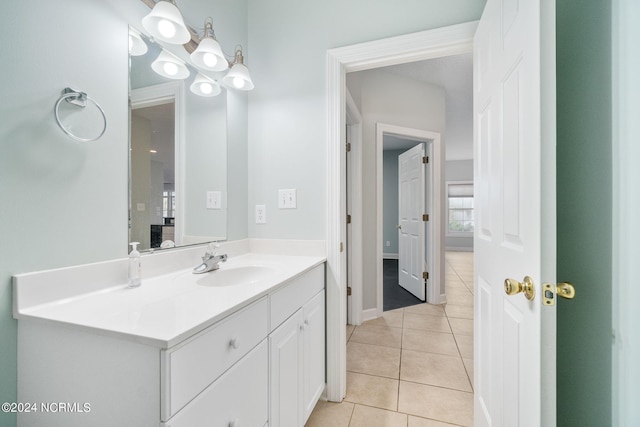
<box><xmin>54</xmin><ymin>87</ymin><xmax>107</xmax><ymax>142</ymax></box>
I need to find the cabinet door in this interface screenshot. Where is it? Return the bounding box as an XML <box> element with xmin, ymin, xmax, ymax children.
<box><xmin>303</xmin><ymin>290</ymin><xmax>326</xmax><ymax>423</ymax></box>
<box><xmin>269</xmin><ymin>309</ymin><xmax>303</xmax><ymax>427</ymax></box>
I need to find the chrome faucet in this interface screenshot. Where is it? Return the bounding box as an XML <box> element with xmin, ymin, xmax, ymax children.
<box><xmin>193</xmin><ymin>244</ymin><xmax>227</xmax><ymax>274</ymax></box>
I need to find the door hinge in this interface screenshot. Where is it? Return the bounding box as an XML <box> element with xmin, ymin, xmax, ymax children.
<box><xmin>346</xmin><ymin>214</ymin><xmax>352</xmax><ymax>224</ymax></box>
<box><xmin>423</xmin><ymin>272</ymin><xmax>429</xmax><ymax>280</ymax></box>
<box><xmin>422</xmin><ymin>156</ymin><xmax>429</xmax><ymax>164</ymax></box>
<box><xmin>422</xmin><ymin>214</ymin><xmax>429</xmax><ymax>222</ymax></box>
<box><xmin>340</xmin><ymin>242</ymin><xmax>344</xmax><ymax>252</ymax></box>
<box><xmin>347</xmin><ymin>286</ymin><xmax>352</xmax><ymax>296</ymax></box>
<box><xmin>346</xmin><ymin>142</ymin><xmax>352</xmax><ymax>153</ymax></box>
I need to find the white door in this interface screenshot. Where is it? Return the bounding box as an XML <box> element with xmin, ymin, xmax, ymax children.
<box><xmin>474</xmin><ymin>0</ymin><xmax>556</xmax><ymax>426</ymax></box>
<box><xmin>398</xmin><ymin>144</ymin><xmax>425</xmax><ymax>301</ymax></box>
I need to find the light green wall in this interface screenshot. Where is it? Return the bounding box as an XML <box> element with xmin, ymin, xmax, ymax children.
<box><xmin>0</xmin><ymin>1</ymin><xmax>248</xmax><ymax>425</ymax></box>
<box><xmin>246</xmin><ymin>0</ymin><xmax>486</xmax><ymax>240</ymax></box>
<box><xmin>383</xmin><ymin>149</ymin><xmax>404</xmax><ymax>255</ymax></box>
<box><xmin>557</xmin><ymin>1</ymin><xmax>612</xmax><ymax>425</ymax></box>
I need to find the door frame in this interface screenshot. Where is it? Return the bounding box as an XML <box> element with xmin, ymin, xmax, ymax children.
<box><xmin>325</xmin><ymin>21</ymin><xmax>477</xmax><ymax>401</ymax></box>
<box><xmin>376</xmin><ymin>124</ymin><xmax>444</xmax><ymax>315</ymax></box>
<box><xmin>130</xmin><ymin>81</ymin><xmax>185</xmax><ymax>247</ymax></box>
<box><xmin>346</xmin><ymin>89</ymin><xmax>363</xmax><ymax>326</ymax></box>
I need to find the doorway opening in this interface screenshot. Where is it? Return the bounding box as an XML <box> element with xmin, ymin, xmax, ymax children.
<box><xmin>325</xmin><ymin>21</ymin><xmax>477</xmax><ymax>402</ymax></box>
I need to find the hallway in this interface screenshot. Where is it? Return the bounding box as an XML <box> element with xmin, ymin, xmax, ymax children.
<box><xmin>306</xmin><ymin>251</ymin><xmax>474</xmax><ymax>426</ymax></box>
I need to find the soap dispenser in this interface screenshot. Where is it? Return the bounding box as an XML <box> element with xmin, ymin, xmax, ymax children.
<box><xmin>128</xmin><ymin>242</ymin><xmax>142</xmax><ymax>288</ymax></box>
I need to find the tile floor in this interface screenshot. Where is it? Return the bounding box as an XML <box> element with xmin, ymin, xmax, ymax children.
<box><xmin>306</xmin><ymin>251</ymin><xmax>474</xmax><ymax>427</ymax></box>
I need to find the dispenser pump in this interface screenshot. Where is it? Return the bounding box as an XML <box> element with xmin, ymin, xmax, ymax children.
<box><xmin>128</xmin><ymin>242</ymin><xmax>142</xmax><ymax>288</ymax></box>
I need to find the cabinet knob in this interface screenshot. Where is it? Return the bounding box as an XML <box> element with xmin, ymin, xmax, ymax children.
<box><xmin>230</xmin><ymin>337</ymin><xmax>240</xmax><ymax>349</ymax></box>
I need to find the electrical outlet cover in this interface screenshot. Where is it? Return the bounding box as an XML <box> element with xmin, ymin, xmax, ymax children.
<box><xmin>255</xmin><ymin>205</ymin><xmax>266</xmax><ymax>223</ymax></box>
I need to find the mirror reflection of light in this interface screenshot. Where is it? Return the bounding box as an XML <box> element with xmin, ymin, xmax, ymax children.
<box><xmin>200</xmin><ymin>83</ymin><xmax>213</xmax><ymax>95</ymax></box>
<box><xmin>128</xmin><ymin>36</ymin><xmax>133</xmax><ymax>51</ymax></box>
<box><xmin>163</xmin><ymin>62</ymin><xmax>178</xmax><ymax>76</ymax></box>
<box><xmin>202</xmin><ymin>53</ymin><xmax>218</xmax><ymax>68</ymax></box>
<box><xmin>233</xmin><ymin>77</ymin><xmax>245</xmax><ymax>89</ymax></box>
<box><xmin>157</xmin><ymin>19</ymin><xmax>176</xmax><ymax>38</ymax></box>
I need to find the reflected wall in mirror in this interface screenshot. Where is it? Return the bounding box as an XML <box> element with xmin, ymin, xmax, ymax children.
<box><xmin>129</xmin><ymin>29</ymin><xmax>227</xmax><ymax>251</ymax></box>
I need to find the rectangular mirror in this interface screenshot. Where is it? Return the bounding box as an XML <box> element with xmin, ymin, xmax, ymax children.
<box><xmin>129</xmin><ymin>29</ymin><xmax>227</xmax><ymax>251</ymax></box>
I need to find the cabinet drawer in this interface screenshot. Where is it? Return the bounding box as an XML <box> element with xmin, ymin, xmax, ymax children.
<box><xmin>270</xmin><ymin>264</ymin><xmax>324</xmax><ymax>331</ymax></box>
<box><xmin>161</xmin><ymin>297</ymin><xmax>268</xmax><ymax>420</ymax></box>
<box><xmin>163</xmin><ymin>340</ymin><xmax>269</xmax><ymax>427</ymax></box>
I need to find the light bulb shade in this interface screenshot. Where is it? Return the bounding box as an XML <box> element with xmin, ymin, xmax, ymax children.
<box><xmin>151</xmin><ymin>50</ymin><xmax>190</xmax><ymax>80</ymax></box>
<box><xmin>141</xmin><ymin>1</ymin><xmax>190</xmax><ymax>45</ymax></box>
<box><xmin>128</xmin><ymin>29</ymin><xmax>148</xmax><ymax>56</ymax></box>
<box><xmin>190</xmin><ymin>37</ymin><xmax>228</xmax><ymax>71</ymax></box>
<box><xmin>190</xmin><ymin>73</ymin><xmax>221</xmax><ymax>97</ymax></box>
<box><xmin>222</xmin><ymin>63</ymin><xmax>254</xmax><ymax>91</ymax></box>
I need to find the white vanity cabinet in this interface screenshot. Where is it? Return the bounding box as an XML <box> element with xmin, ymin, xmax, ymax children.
<box><xmin>15</xmin><ymin>256</ymin><xmax>325</xmax><ymax>427</ymax></box>
<box><xmin>269</xmin><ymin>265</ymin><xmax>325</xmax><ymax>427</ymax></box>
<box><xmin>161</xmin><ymin>297</ymin><xmax>269</xmax><ymax>426</ymax></box>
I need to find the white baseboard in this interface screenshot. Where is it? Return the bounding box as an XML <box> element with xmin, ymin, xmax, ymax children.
<box><xmin>361</xmin><ymin>308</ymin><xmax>379</xmax><ymax>323</ymax></box>
<box><xmin>445</xmin><ymin>247</ymin><xmax>473</xmax><ymax>252</ymax></box>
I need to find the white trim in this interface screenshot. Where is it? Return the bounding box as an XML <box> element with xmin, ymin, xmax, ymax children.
<box><xmin>130</xmin><ymin>81</ymin><xmax>185</xmax><ymax>247</ymax></box>
<box><xmin>346</xmin><ymin>89</ymin><xmax>363</xmax><ymax>326</ymax></box>
<box><xmin>325</xmin><ymin>21</ymin><xmax>477</xmax><ymax>402</ymax></box>
<box><xmin>361</xmin><ymin>308</ymin><xmax>379</xmax><ymax>323</ymax></box>
<box><xmin>383</xmin><ymin>253</ymin><xmax>399</xmax><ymax>260</ymax></box>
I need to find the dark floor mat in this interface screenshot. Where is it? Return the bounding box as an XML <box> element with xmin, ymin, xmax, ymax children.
<box><xmin>383</xmin><ymin>259</ymin><xmax>423</xmax><ymax>311</ymax></box>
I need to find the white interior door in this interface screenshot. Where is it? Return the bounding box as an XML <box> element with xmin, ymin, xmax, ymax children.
<box><xmin>474</xmin><ymin>0</ymin><xmax>556</xmax><ymax>426</ymax></box>
<box><xmin>398</xmin><ymin>143</ymin><xmax>425</xmax><ymax>301</ymax></box>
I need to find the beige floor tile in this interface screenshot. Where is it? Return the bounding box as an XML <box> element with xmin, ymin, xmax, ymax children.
<box><xmin>409</xmin><ymin>415</ymin><xmax>465</xmax><ymax>426</ymax></box>
<box><xmin>305</xmin><ymin>400</ymin><xmax>354</xmax><ymax>427</ymax></box>
<box><xmin>404</xmin><ymin>303</ymin><xmax>446</xmax><ymax>317</ymax></box>
<box><xmin>347</xmin><ymin>324</ymin><xmax>356</xmax><ymax>341</ymax></box>
<box><xmin>444</xmin><ymin>304</ymin><xmax>473</xmax><ymax>320</ymax></box>
<box><xmin>454</xmin><ymin>334</ymin><xmax>473</xmax><ymax>359</ymax></box>
<box><xmin>345</xmin><ymin>372</ymin><xmax>400</xmax><ymax>411</ymax></box>
<box><xmin>463</xmin><ymin>358</ymin><xmax>473</xmax><ymax>389</ymax></box>
<box><xmin>366</xmin><ymin>309</ymin><xmax>405</xmax><ymax>328</ymax></box>
<box><xmin>349</xmin><ymin>404</ymin><xmax>408</xmax><ymax>427</ymax></box>
<box><xmin>448</xmin><ymin>318</ymin><xmax>473</xmax><ymax>336</ymax></box>
<box><xmin>402</xmin><ymin>329</ymin><xmax>459</xmax><ymax>356</ymax></box>
<box><xmin>400</xmin><ymin>350</ymin><xmax>472</xmax><ymax>392</ymax></box>
<box><xmin>404</xmin><ymin>312</ymin><xmax>452</xmax><ymax>333</ymax></box>
<box><xmin>398</xmin><ymin>382</ymin><xmax>473</xmax><ymax>427</ymax></box>
<box><xmin>350</xmin><ymin>324</ymin><xmax>403</xmax><ymax>348</ymax></box>
<box><xmin>445</xmin><ymin>293</ymin><xmax>474</xmax><ymax>307</ymax></box>
<box><xmin>347</xmin><ymin>341</ymin><xmax>401</xmax><ymax>378</ymax></box>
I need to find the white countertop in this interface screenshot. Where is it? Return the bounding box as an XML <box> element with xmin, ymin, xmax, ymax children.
<box><xmin>14</xmin><ymin>251</ymin><xmax>325</xmax><ymax>348</ymax></box>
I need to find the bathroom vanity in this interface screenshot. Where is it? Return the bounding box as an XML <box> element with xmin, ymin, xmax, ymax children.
<box><xmin>13</xmin><ymin>244</ymin><xmax>325</xmax><ymax>427</ymax></box>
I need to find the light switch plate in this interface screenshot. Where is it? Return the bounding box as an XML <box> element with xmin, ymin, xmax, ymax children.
<box><xmin>278</xmin><ymin>189</ymin><xmax>297</xmax><ymax>209</ymax></box>
<box><xmin>206</xmin><ymin>191</ymin><xmax>222</xmax><ymax>209</ymax></box>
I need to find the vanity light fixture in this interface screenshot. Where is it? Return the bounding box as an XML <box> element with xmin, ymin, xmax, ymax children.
<box><xmin>190</xmin><ymin>18</ymin><xmax>228</xmax><ymax>72</ymax></box>
<box><xmin>190</xmin><ymin>73</ymin><xmax>221</xmax><ymax>97</ymax></box>
<box><xmin>151</xmin><ymin>49</ymin><xmax>190</xmax><ymax>79</ymax></box>
<box><xmin>128</xmin><ymin>28</ymin><xmax>148</xmax><ymax>56</ymax></box>
<box><xmin>222</xmin><ymin>47</ymin><xmax>254</xmax><ymax>91</ymax></box>
<box><xmin>142</xmin><ymin>0</ymin><xmax>190</xmax><ymax>45</ymax></box>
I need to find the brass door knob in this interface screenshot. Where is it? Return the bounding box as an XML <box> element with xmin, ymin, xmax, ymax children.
<box><xmin>504</xmin><ymin>276</ymin><xmax>535</xmax><ymax>301</ymax></box>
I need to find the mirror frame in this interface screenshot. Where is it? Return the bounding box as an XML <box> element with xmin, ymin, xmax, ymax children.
<box><xmin>130</xmin><ymin>81</ymin><xmax>185</xmax><ymax>248</ymax></box>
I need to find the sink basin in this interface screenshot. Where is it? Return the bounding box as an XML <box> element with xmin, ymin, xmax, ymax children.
<box><xmin>195</xmin><ymin>265</ymin><xmax>276</xmax><ymax>287</ymax></box>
